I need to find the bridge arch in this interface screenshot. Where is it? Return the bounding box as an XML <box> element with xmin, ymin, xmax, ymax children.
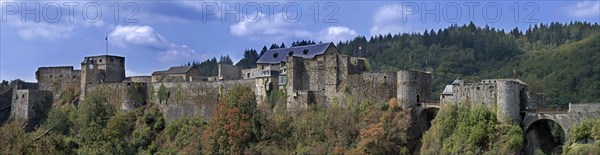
<box><xmin>523</xmin><ymin>118</ymin><xmax>566</xmax><ymax>155</ymax></box>
<box><xmin>417</xmin><ymin>107</ymin><xmax>439</xmax><ymax>131</ymax></box>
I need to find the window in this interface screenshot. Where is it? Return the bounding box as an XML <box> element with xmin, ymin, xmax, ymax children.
<box><xmin>416</xmin><ymin>95</ymin><xmax>420</xmax><ymax>103</ymax></box>
<box><xmin>110</xmin><ymin>59</ymin><xmax>114</xmax><ymax>62</ymax></box>
<box><xmin>99</xmin><ymin>59</ymin><xmax>103</xmax><ymax>63</ymax></box>
<box><xmin>59</xmin><ymin>75</ymin><xmax>63</xmax><ymax>78</ymax></box>
<box><xmin>49</xmin><ymin>75</ymin><xmax>53</xmax><ymax>78</ymax></box>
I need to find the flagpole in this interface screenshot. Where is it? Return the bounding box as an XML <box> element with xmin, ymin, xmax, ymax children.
<box><xmin>105</xmin><ymin>32</ymin><xmax>108</xmax><ymax>55</ymax></box>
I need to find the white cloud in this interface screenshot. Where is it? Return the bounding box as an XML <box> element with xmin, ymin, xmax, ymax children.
<box><xmin>230</xmin><ymin>12</ymin><xmax>358</xmax><ymax>43</ymax></box>
<box><xmin>230</xmin><ymin>12</ymin><xmax>312</xmax><ymax>41</ymax></box>
<box><xmin>370</xmin><ymin>4</ymin><xmax>416</xmax><ymax>36</ymax></box>
<box><xmin>17</xmin><ymin>23</ymin><xmax>75</xmax><ymax>40</ymax></box>
<box><xmin>125</xmin><ymin>69</ymin><xmax>141</xmax><ymax>77</ymax></box>
<box><xmin>370</xmin><ymin>25</ymin><xmax>413</xmax><ymax>37</ymax></box>
<box><xmin>109</xmin><ymin>25</ymin><xmax>168</xmax><ymax>49</ymax></box>
<box><xmin>2</xmin><ymin>1</ymin><xmax>106</xmax><ymax>40</ymax></box>
<box><xmin>318</xmin><ymin>26</ymin><xmax>358</xmax><ymax>43</ymax></box>
<box><xmin>566</xmin><ymin>1</ymin><xmax>600</xmax><ymax>18</ymax></box>
<box><xmin>157</xmin><ymin>44</ymin><xmax>203</xmax><ymax>63</ymax></box>
<box><xmin>109</xmin><ymin>25</ymin><xmax>203</xmax><ymax>64</ymax></box>
<box><xmin>374</xmin><ymin>4</ymin><xmax>404</xmax><ymax>24</ymax></box>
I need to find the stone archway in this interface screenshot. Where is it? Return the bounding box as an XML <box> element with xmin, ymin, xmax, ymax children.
<box><xmin>411</xmin><ymin>106</ymin><xmax>440</xmax><ymax>153</ymax></box>
<box><xmin>418</xmin><ymin>107</ymin><xmax>439</xmax><ymax>131</ymax></box>
<box><xmin>523</xmin><ymin>119</ymin><xmax>566</xmax><ymax>155</ymax></box>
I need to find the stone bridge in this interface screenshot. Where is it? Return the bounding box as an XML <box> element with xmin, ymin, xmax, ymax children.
<box><xmin>521</xmin><ymin>103</ymin><xmax>600</xmax><ymax>154</ymax></box>
<box><xmin>522</xmin><ymin>103</ymin><xmax>600</xmax><ymax>135</ymax></box>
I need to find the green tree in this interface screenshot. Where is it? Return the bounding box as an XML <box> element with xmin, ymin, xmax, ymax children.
<box><xmin>202</xmin><ymin>86</ymin><xmax>259</xmax><ymax>154</ymax></box>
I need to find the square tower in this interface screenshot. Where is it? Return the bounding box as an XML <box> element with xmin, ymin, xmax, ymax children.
<box><xmin>80</xmin><ymin>55</ymin><xmax>125</xmax><ymax>99</ymax></box>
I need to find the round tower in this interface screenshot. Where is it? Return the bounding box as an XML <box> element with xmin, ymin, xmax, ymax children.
<box><xmin>397</xmin><ymin>70</ymin><xmax>432</xmax><ymax>110</ymax></box>
<box><xmin>496</xmin><ymin>80</ymin><xmax>526</xmax><ymax>125</ymax></box>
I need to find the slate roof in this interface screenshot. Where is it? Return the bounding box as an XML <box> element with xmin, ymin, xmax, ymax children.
<box><xmin>256</xmin><ymin>42</ymin><xmax>335</xmax><ymax>64</ymax></box>
<box><xmin>441</xmin><ymin>85</ymin><xmax>454</xmax><ymax>95</ymax></box>
<box><xmin>152</xmin><ymin>65</ymin><xmax>194</xmax><ymax>75</ymax></box>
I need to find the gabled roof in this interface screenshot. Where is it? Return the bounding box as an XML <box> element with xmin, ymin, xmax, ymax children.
<box><xmin>256</xmin><ymin>42</ymin><xmax>335</xmax><ymax>64</ymax></box>
<box><xmin>152</xmin><ymin>65</ymin><xmax>194</xmax><ymax>75</ymax></box>
<box><xmin>442</xmin><ymin>85</ymin><xmax>454</xmax><ymax>95</ymax></box>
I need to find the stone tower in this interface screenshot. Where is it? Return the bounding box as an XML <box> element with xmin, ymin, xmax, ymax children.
<box><xmin>80</xmin><ymin>55</ymin><xmax>125</xmax><ymax>100</ymax></box>
<box><xmin>496</xmin><ymin>80</ymin><xmax>526</xmax><ymax>125</ymax></box>
<box><xmin>396</xmin><ymin>70</ymin><xmax>432</xmax><ymax>109</ymax></box>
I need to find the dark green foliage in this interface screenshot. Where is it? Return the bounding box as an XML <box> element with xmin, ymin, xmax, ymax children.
<box><xmin>43</xmin><ymin>108</ymin><xmax>72</xmax><ymax>135</ymax></box>
<box><xmin>219</xmin><ymin>55</ymin><xmax>233</xmax><ymax>65</ymax></box>
<box><xmin>269</xmin><ymin>43</ymin><xmax>280</xmax><ymax>49</ymax></box>
<box><xmin>157</xmin><ymin>84</ymin><xmax>168</xmax><ymax>104</ymax></box>
<box><xmin>291</xmin><ymin>40</ymin><xmax>316</xmax><ymax>47</ymax></box>
<box><xmin>337</xmin><ymin>21</ymin><xmax>600</xmax><ymax>107</ymax></box>
<box><xmin>0</xmin><ymin>88</ymin><xmax>411</xmax><ymax>155</ymax></box>
<box><xmin>564</xmin><ymin>118</ymin><xmax>600</xmax><ymax>154</ymax></box>
<box><xmin>420</xmin><ymin>104</ymin><xmax>523</xmax><ymax>154</ymax></box>
<box><xmin>193</xmin><ymin>57</ymin><xmax>218</xmax><ymax>77</ymax></box>
<box><xmin>260</xmin><ymin>46</ymin><xmax>268</xmax><ymax>57</ymax></box>
<box><xmin>235</xmin><ymin>49</ymin><xmax>259</xmax><ymax>69</ymax></box>
<box><xmin>192</xmin><ymin>55</ymin><xmax>233</xmax><ymax>76</ymax></box>
<box><xmin>157</xmin><ymin>117</ymin><xmax>206</xmax><ymax>154</ymax></box>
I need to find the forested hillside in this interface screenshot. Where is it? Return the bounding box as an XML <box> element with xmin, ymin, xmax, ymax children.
<box><xmin>335</xmin><ymin>22</ymin><xmax>600</xmax><ymax>107</ymax></box>
<box><xmin>190</xmin><ymin>22</ymin><xmax>598</xmax><ymax>107</ymax></box>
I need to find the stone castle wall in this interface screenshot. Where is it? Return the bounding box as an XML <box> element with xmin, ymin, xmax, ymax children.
<box><xmin>451</xmin><ymin>82</ymin><xmax>497</xmax><ymax>106</ymax></box>
<box><xmin>149</xmin><ymin>79</ymin><xmax>255</xmax><ymax>121</ymax></box>
<box><xmin>525</xmin><ymin>92</ymin><xmax>546</xmax><ymax>110</ymax></box>
<box><xmin>337</xmin><ymin>72</ymin><xmax>397</xmax><ymax>106</ymax></box>
<box><xmin>84</xmin><ymin>82</ymin><xmax>147</xmax><ymax>110</ymax></box>
<box><xmin>218</xmin><ymin>64</ymin><xmax>242</xmax><ymax>80</ymax></box>
<box><xmin>124</xmin><ymin>76</ymin><xmax>152</xmax><ymax>83</ymax></box>
<box><xmin>36</xmin><ymin>66</ymin><xmax>80</xmax><ymax>99</ymax></box>
<box><xmin>10</xmin><ymin>89</ymin><xmax>51</xmax><ymax>121</ymax></box>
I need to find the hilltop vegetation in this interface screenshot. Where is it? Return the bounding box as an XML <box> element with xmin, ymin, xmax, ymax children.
<box><xmin>189</xmin><ymin>22</ymin><xmax>599</xmax><ymax>108</ymax></box>
<box><xmin>335</xmin><ymin>21</ymin><xmax>600</xmax><ymax>107</ymax></box>
<box><xmin>0</xmin><ymin>86</ymin><xmax>414</xmax><ymax>154</ymax></box>
<box><xmin>420</xmin><ymin>104</ymin><xmax>523</xmax><ymax>154</ymax></box>
<box><xmin>563</xmin><ymin>117</ymin><xmax>600</xmax><ymax>154</ymax></box>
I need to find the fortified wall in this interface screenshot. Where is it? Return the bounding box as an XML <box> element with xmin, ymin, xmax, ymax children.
<box><xmin>83</xmin><ymin>79</ymin><xmax>256</xmax><ymax>121</ymax></box>
<box><xmin>149</xmin><ymin>79</ymin><xmax>255</xmax><ymax>121</ymax></box>
<box><xmin>440</xmin><ymin>79</ymin><xmax>539</xmax><ymax>124</ymax></box>
<box><xmin>339</xmin><ymin>72</ymin><xmax>398</xmax><ymax>105</ymax></box>
<box><xmin>36</xmin><ymin>66</ymin><xmax>80</xmax><ymax>102</ymax></box>
<box><xmin>285</xmin><ymin>51</ymin><xmax>368</xmax><ymax>108</ymax></box>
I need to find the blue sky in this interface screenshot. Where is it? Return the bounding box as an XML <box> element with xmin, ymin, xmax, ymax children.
<box><xmin>1</xmin><ymin>0</ymin><xmax>599</xmax><ymax>82</ymax></box>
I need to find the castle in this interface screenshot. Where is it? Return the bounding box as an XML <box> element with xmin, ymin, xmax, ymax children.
<box><xmin>1</xmin><ymin>43</ymin><xmax>599</xmax><ymax>152</ymax></box>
